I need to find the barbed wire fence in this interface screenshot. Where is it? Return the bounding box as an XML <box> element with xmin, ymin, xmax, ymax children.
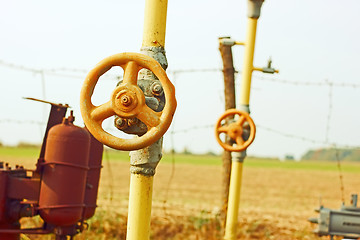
<box><xmin>2</xmin><ymin>58</ymin><xmax>359</xmax><ymax>205</ymax></box>
<box><xmin>1</xmin><ymin>58</ymin><xmax>359</xmax><ymax>153</ymax></box>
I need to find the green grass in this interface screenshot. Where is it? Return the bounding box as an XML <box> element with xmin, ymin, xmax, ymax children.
<box><xmin>162</xmin><ymin>153</ymin><xmax>221</xmax><ymax>165</ymax></box>
<box><xmin>103</xmin><ymin>148</ymin><xmax>222</xmax><ymax>165</ymax></box>
<box><xmin>0</xmin><ymin>146</ymin><xmax>40</xmax><ymax>158</ymax></box>
<box><xmin>2</xmin><ymin>146</ymin><xmax>360</xmax><ymax>173</ymax></box>
<box><xmin>104</xmin><ymin>148</ymin><xmax>360</xmax><ymax>173</ymax></box>
<box><xmin>243</xmin><ymin>157</ymin><xmax>360</xmax><ymax>172</ymax></box>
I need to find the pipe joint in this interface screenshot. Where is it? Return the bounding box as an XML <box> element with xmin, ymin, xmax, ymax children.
<box><xmin>140</xmin><ymin>46</ymin><xmax>168</xmax><ymax>78</ymax></box>
<box><xmin>247</xmin><ymin>0</ymin><xmax>264</xmax><ymax>19</ymax></box>
<box><xmin>219</xmin><ymin>37</ymin><xmax>245</xmax><ymax>47</ymax></box>
<box><xmin>129</xmin><ymin>138</ymin><xmax>163</xmax><ymax>176</ymax></box>
<box><xmin>261</xmin><ymin>67</ymin><xmax>279</xmax><ymax>74</ymax></box>
<box><xmin>254</xmin><ymin>58</ymin><xmax>279</xmax><ymax>74</ymax></box>
<box><xmin>231</xmin><ymin>151</ymin><xmax>247</xmax><ymax>163</ymax></box>
<box><xmin>238</xmin><ymin>104</ymin><xmax>250</xmax><ymax>114</ymax></box>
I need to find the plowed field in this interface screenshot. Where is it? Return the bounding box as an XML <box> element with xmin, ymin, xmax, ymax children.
<box><xmin>3</xmin><ymin>147</ymin><xmax>360</xmax><ymax>239</ymax></box>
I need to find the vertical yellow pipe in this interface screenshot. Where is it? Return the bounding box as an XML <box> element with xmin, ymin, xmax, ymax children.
<box><xmin>224</xmin><ymin>17</ymin><xmax>259</xmax><ymax>240</ymax></box>
<box><xmin>224</xmin><ymin>161</ymin><xmax>244</xmax><ymax>240</ymax></box>
<box><xmin>126</xmin><ymin>174</ymin><xmax>154</xmax><ymax>240</ymax></box>
<box><xmin>126</xmin><ymin>1</ymin><xmax>168</xmax><ymax>240</ymax></box>
<box><xmin>240</xmin><ymin>18</ymin><xmax>258</xmax><ymax>106</ymax></box>
<box><xmin>142</xmin><ymin>0</ymin><xmax>168</xmax><ymax>47</ymax></box>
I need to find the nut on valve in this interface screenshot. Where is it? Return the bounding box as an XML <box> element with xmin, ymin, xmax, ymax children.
<box><xmin>114</xmin><ymin>117</ymin><xmax>128</xmax><ymax>130</ymax></box>
<box><xmin>150</xmin><ymin>82</ymin><xmax>163</xmax><ymax>96</ymax></box>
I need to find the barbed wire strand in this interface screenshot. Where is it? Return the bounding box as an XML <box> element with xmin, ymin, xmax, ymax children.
<box><xmin>168</xmin><ymin>66</ymin><xmax>360</xmax><ymax>88</ymax></box>
<box><xmin>170</xmin><ymin>124</ymin><xmax>215</xmax><ymax>134</ymax></box>
<box><xmin>334</xmin><ymin>147</ymin><xmax>345</xmax><ymax>204</ymax></box>
<box><xmin>0</xmin><ymin>59</ymin><xmax>42</xmax><ymax>73</ymax></box>
<box><xmin>252</xmin><ymin>74</ymin><xmax>360</xmax><ymax>88</ymax></box>
<box><xmin>168</xmin><ymin>68</ymin><xmax>221</xmax><ymax>74</ymax></box>
<box><xmin>0</xmin><ymin>59</ymin><xmax>121</xmax><ymax>81</ymax></box>
<box><xmin>2</xmin><ymin>59</ymin><xmax>360</xmax><ymax>88</ymax></box>
<box><xmin>0</xmin><ymin>119</ymin><xmax>45</xmax><ymax>125</ymax></box>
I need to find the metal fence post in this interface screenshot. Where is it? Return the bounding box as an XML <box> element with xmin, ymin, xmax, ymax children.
<box><xmin>218</xmin><ymin>38</ymin><xmax>236</xmax><ymax>225</ymax></box>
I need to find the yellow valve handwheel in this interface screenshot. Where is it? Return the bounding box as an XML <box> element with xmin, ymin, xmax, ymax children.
<box><xmin>80</xmin><ymin>52</ymin><xmax>176</xmax><ymax>151</ymax></box>
<box><xmin>215</xmin><ymin>109</ymin><xmax>256</xmax><ymax>152</ymax></box>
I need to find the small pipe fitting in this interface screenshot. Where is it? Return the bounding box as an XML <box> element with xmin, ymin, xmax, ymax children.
<box><xmin>247</xmin><ymin>0</ymin><xmax>264</xmax><ymax>19</ymax></box>
<box><xmin>129</xmin><ymin>138</ymin><xmax>163</xmax><ymax>176</ymax></box>
<box><xmin>139</xmin><ymin>46</ymin><xmax>168</xmax><ymax>81</ymax></box>
<box><xmin>219</xmin><ymin>38</ymin><xmax>245</xmax><ymax>47</ymax></box>
<box><xmin>231</xmin><ymin>151</ymin><xmax>247</xmax><ymax>162</ymax></box>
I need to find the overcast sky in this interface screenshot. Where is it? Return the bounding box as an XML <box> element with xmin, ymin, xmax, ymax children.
<box><xmin>1</xmin><ymin>0</ymin><xmax>359</xmax><ymax>159</ymax></box>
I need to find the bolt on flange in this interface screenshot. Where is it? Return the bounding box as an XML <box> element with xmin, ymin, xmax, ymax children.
<box><xmin>150</xmin><ymin>82</ymin><xmax>164</xmax><ymax>96</ymax></box>
<box><xmin>114</xmin><ymin>117</ymin><xmax>128</xmax><ymax>130</ymax></box>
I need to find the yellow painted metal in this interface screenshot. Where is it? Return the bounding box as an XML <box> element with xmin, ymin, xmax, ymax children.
<box><xmin>224</xmin><ymin>161</ymin><xmax>244</xmax><ymax>240</ymax></box>
<box><xmin>142</xmin><ymin>0</ymin><xmax>168</xmax><ymax>47</ymax></box>
<box><xmin>126</xmin><ymin>174</ymin><xmax>154</xmax><ymax>240</ymax></box>
<box><xmin>223</xmin><ymin>17</ymin><xmax>259</xmax><ymax>240</ymax></box>
<box><xmin>125</xmin><ymin>1</ymin><xmax>169</xmax><ymax>239</ymax></box>
<box><xmin>20</xmin><ymin>234</ymin><xmax>32</xmax><ymax>240</ymax></box>
<box><xmin>253</xmin><ymin>66</ymin><xmax>279</xmax><ymax>73</ymax></box>
<box><xmin>252</xmin><ymin>66</ymin><xmax>263</xmax><ymax>72</ymax></box>
<box><xmin>234</xmin><ymin>41</ymin><xmax>245</xmax><ymax>45</ymax></box>
<box><xmin>240</xmin><ymin>18</ymin><xmax>258</xmax><ymax>105</ymax></box>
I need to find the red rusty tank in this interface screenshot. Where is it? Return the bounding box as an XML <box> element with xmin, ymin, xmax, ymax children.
<box><xmin>83</xmin><ymin>129</ymin><xmax>103</xmax><ymax>219</ymax></box>
<box><xmin>0</xmin><ymin>223</ymin><xmax>20</xmax><ymax>240</ymax></box>
<box><xmin>0</xmin><ymin>171</ymin><xmax>19</xmax><ymax>240</ymax></box>
<box><xmin>0</xmin><ymin>171</ymin><xmax>8</xmax><ymax>224</ymax></box>
<box><xmin>38</xmin><ymin>116</ymin><xmax>90</xmax><ymax>226</ymax></box>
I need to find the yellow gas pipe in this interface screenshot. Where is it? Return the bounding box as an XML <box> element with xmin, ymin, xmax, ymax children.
<box><xmin>224</xmin><ymin>2</ymin><xmax>262</xmax><ymax>240</ymax></box>
<box><xmin>223</xmin><ymin>156</ymin><xmax>244</xmax><ymax>240</ymax></box>
<box><xmin>126</xmin><ymin>1</ymin><xmax>168</xmax><ymax>240</ymax></box>
<box><xmin>239</xmin><ymin>18</ymin><xmax>258</xmax><ymax>106</ymax></box>
<box><xmin>142</xmin><ymin>0</ymin><xmax>168</xmax><ymax>47</ymax></box>
<box><xmin>127</xmin><ymin>174</ymin><xmax>154</xmax><ymax>240</ymax></box>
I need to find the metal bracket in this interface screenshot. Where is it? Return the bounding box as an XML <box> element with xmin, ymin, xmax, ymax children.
<box><xmin>24</xmin><ymin>97</ymin><xmax>69</xmax><ymax>160</ymax></box>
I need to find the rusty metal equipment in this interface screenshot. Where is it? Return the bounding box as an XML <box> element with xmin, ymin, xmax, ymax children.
<box><xmin>39</xmin><ymin>116</ymin><xmax>91</xmax><ymax>227</ymax></box>
<box><xmin>309</xmin><ymin>194</ymin><xmax>360</xmax><ymax>240</ymax></box>
<box><xmin>0</xmin><ymin>98</ymin><xmax>104</xmax><ymax>240</ymax></box>
<box><xmin>80</xmin><ymin>52</ymin><xmax>176</xmax><ymax>151</ymax></box>
<box><xmin>215</xmin><ymin>109</ymin><xmax>256</xmax><ymax>152</ymax></box>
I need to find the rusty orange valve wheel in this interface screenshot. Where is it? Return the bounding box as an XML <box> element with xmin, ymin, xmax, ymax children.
<box><xmin>80</xmin><ymin>52</ymin><xmax>176</xmax><ymax>151</ymax></box>
<box><xmin>215</xmin><ymin>109</ymin><xmax>256</xmax><ymax>152</ymax></box>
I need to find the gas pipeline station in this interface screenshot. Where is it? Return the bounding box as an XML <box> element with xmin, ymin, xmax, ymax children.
<box><xmin>1</xmin><ymin>0</ymin><xmax>359</xmax><ymax>239</ymax></box>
